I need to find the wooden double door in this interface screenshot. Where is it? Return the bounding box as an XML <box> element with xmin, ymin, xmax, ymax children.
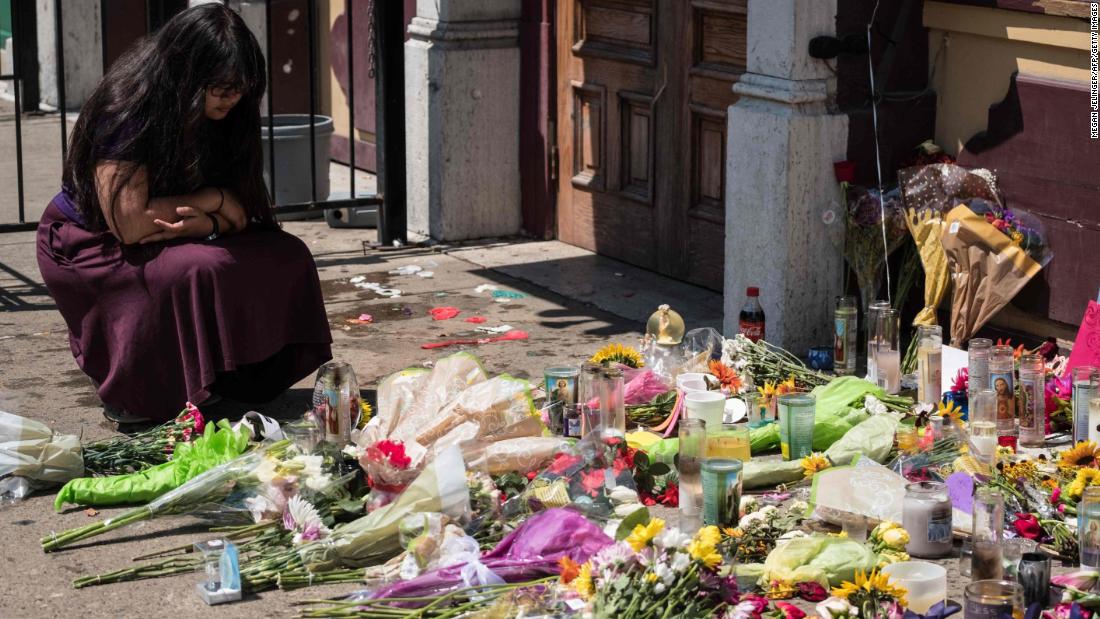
<box><xmin>555</xmin><ymin>0</ymin><xmax>746</xmax><ymax>291</ymax></box>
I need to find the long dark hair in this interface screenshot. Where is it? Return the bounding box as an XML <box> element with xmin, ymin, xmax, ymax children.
<box><xmin>64</xmin><ymin>3</ymin><xmax>273</xmax><ymax>231</ymax></box>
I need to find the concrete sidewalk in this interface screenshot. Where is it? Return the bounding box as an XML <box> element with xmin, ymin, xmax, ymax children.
<box><xmin>0</xmin><ymin>220</ymin><xmax>720</xmax><ymax>617</ymax></box>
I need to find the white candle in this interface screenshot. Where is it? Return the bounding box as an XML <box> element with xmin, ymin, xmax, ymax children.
<box><xmin>876</xmin><ymin>348</ymin><xmax>901</xmax><ymax>394</ymax></box>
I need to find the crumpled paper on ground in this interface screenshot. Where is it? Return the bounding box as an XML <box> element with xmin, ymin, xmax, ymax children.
<box><xmin>0</xmin><ymin>410</ymin><xmax>82</xmax><ymax>488</ymax></box>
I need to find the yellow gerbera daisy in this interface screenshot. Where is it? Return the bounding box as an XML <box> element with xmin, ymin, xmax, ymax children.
<box><xmin>589</xmin><ymin>343</ymin><xmax>645</xmax><ymax>368</ymax></box>
<box><xmin>693</xmin><ymin>525</ymin><xmax>721</xmax><ymax>548</ymax></box>
<box><xmin>1061</xmin><ymin>442</ymin><xmax>1100</xmax><ymax>470</ymax></box>
<box><xmin>687</xmin><ymin>538</ymin><xmax>723</xmax><ymax>569</ymax></box>
<box><xmin>758</xmin><ymin>381</ymin><xmax>777</xmax><ymax>404</ymax></box>
<box><xmin>572</xmin><ymin>562</ymin><xmax>594</xmax><ymax>599</ymax></box>
<box><xmin>801</xmin><ymin>453</ymin><xmax>831</xmax><ymax>478</ymax></box>
<box><xmin>625</xmin><ymin>518</ymin><xmax>665</xmax><ymax>552</ymax></box>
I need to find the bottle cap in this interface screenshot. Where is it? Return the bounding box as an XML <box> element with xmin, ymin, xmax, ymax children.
<box><xmin>746</xmin><ymin>287</ymin><xmax>759</xmax><ymax>297</ymax></box>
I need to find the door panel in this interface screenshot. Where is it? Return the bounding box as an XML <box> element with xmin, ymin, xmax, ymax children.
<box><xmin>556</xmin><ymin>0</ymin><xmax>744</xmax><ymax>290</ymax></box>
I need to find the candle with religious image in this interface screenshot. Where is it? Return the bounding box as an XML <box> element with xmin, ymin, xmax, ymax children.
<box><xmin>1074</xmin><ymin>367</ymin><xmax>1099</xmax><ymax>444</ymax></box>
<box><xmin>989</xmin><ymin>345</ymin><xmax>1017</xmax><ymax>440</ymax></box>
<box><xmin>1017</xmin><ymin>354</ymin><xmax>1044</xmax><ymax>448</ymax></box>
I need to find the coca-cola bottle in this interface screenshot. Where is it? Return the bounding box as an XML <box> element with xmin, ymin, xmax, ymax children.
<box><xmin>739</xmin><ymin>287</ymin><xmax>765</xmax><ymax>343</ymax></box>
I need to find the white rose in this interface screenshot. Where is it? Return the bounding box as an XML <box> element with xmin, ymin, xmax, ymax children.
<box><xmin>614</xmin><ymin>503</ymin><xmax>645</xmax><ymax>518</ymax></box>
<box><xmin>609</xmin><ymin>486</ymin><xmax>639</xmax><ymax>505</ymax></box>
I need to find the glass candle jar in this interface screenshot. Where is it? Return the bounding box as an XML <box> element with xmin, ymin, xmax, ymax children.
<box><xmin>1017</xmin><ymin>354</ymin><xmax>1045</xmax><ymax>448</ymax></box>
<box><xmin>707</xmin><ymin>423</ymin><xmax>751</xmax><ymax>461</ymax></box>
<box><xmin>969</xmin><ymin>389</ymin><xmax>999</xmax><ymax>466</ymax></box>
<box><xmin>902</xmin><ymin>481</ymin><xmax>953</xmax><ymax>558</ymax></box>
<box><xmin>1080</xmin><ymin>486</ymin><xmax>1100</xmax><ymax>570</ymax></box>
<box><xmin>678</xmin><ymin>418</ymin><xmax>706</xmax><ymax>534</ymax></box>
<box><xmin>883</xmin><ymin>561</ymin><xmax>947</xmax><ymax>614</ymax></box>
<box><xmin>971</xmin><ymin>488</ymin><xmax>1005</xmax><ymax>581</ymax></box>
<box><xmin>964</xmin><ymin>580</ymin><xmax>1023</xmax><ymax>619</ymax></box>
<box><xmin>312</xmin><ymin>361</ymin><xmax>361</xmax><ymax>446</ymax></box>
<box><xmin>917</xmin><ymin>325</ymin><xmax>943</xmax><ymax>405</ymax></box>
<box><xmin>1074</xmin><ymin>367</ymin><xmax>1100</xmax><ymax>444</ymax></box>
<box><xmin>990</xmin><ymin>345</ymin><xmax>1017</xmax><ymax>439</ymax></box>
<box><xmin>742</xmin><ymin>391</ymin><xmax>764</xmax><ymax>428</ymax></box>
<box><xmin>1092</xmin><ymin>397</ymin><xmax>1100</xmax><ymax>446</ymax></box>
<box><xmin>968</xmin><ymin>338</ymin><xmax>993</xmax><ymax>397</ymax></box>
<box><xmin>599</xmin><ymin>367</ymin><xmax>626</xmax><ymax>439</ymax></box>
<box><xmin>874</xmin><ymin>308</ymin><xmax>901</xmax><ymax>394</ymax></box>
<box><xmin>777</xmin><ymin>393</ymin><xmax>815</xmax><ymax>461</ymax></box>
<box><xmin>867</xmin><ymin>300</ymin><xmax>891</xmax><ymax>385</ymax></box>
<box><xmin>701</xmin><ymin>458</ymin><xmax>742</xmax><ymax>528</ymax></box>
<box><xmin>834</xmin><ymin>296</ymin><xmax>858</xmax><ymax>376</ymax></box>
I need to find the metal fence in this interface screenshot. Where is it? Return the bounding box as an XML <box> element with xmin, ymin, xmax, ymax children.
<box><xmin>0</xmin><ymin>0</ymin><xmax>405</xmax><ymax>244</ymax></box>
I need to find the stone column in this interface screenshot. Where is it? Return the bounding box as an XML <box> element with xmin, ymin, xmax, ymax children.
<box><xmin>405</xmin><ymin>0</ymin><xmax>521</xmax><ymax>241</ymax></box>
<box><xmin>723</xmin><ymin>0</ymin><xmax>848</xmax><ymax>354</ymax></box>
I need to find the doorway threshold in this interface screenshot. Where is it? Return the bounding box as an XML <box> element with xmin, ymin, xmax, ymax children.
<box><xmin>447</xmin><ymin>240</ymin><xmax>724</xmax><ymax>332</ymax></box>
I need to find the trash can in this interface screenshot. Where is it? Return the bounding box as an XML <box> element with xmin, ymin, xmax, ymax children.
<box><xmin>260</xmin><ymin>114</ymin><xmax>334</xmax><ymax>220</ymax></box>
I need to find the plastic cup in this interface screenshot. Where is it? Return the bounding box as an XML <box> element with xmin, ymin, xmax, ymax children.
<box><xmin>685</xmin><ymin>391</ymin><xmax>726</xmax><ymax>428</ymax></box>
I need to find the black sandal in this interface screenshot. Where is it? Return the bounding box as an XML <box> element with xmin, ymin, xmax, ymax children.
<box><xmin>102</xmin><ymin>404</ymin><xmax>151</xmax><ymax>424</ymax></box>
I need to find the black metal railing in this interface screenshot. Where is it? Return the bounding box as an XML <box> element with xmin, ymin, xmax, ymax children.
<box><xmin>0</xmin><ymin>0</ymin><xmax>404</xmax><ymax>244</ymax></box>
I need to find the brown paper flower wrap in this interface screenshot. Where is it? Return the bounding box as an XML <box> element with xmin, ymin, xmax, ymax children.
<box><xmin>940</xmin><ymin>204</ymin><xmax>1044</xmax><ymax>346</ymax></box>
<box><xmin>904</xmin><ymin>208</ymin><xmax>950</xmax><ymax>327</ymax></box>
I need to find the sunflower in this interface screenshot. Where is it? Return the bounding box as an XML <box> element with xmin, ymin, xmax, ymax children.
<box><xmin>937</xmin><ymin>400</ymin><xmax>964</xmax><ymax>429</ymax></box>
<box><xmin>832</xmin><ymin>569</ymin><xmax>908</xmax><ymax>607</ymax></box>
<box><xmin>572</xmin><ymin>561</ymin><xmax>594</xmax><ymax>599</ymax></box>
<box><xmin>1068</xmin><ymin>468</ymin><xmax>1100</xmax><ymax>501</ymax></box>
<box><xmin>708</xmin><ymin>359</ymin><xmax>743</xmax><ymax>393</ymax></box>
<box><xmin>1060</xmin><ymin>442</ymin><xmax>1100</xmax><ymax>470</ymax></box>
<box><xmin>357</xmin><ymin>401</ymin><xmax>374</xmax><ymax>429</ymax></box>
<box><xmin>590</xmin><ymin>343</ymin><xmax>644</xmax><ymax>368</ymax></box>
<box><xmin>801</xmin><ymin>453</ymin><xmax>831</xmax><ymax>478</ymax></box>
<box><xmin>625</xmin><ymin>518</ymin><xmax>665</xmax><ymax>552</ymax></box>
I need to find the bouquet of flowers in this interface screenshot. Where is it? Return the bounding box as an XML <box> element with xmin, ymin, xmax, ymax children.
<box><xmin>721</xmin><ymin>500</ymin><xmax>806</xmax><ymax>564</ymax></box>
<box><xmin>513</xmin><ymin>435</ymin><xmax>642</xmax><ymax>519</ymax></box>
<box><xmin>81</xmin><ymin>403</ymin><xmax>206</xmax><ymax>476</ymax></box>
<box><xmin>842</xmin><ymin>184</ymin><xmax>910</xmax><ymax>312</ymax></box>
<box><xmin>43</xmin><ymin>438</ymin><xmax>338</xmax><ymax>552</ymax></box>
<box><xmin>561</xmin><ymin>518</ymin><xmax>740</xmax><ymax>617</ymax></box>
<box><xmin>940</xmin><ymin>201</ymin><xmax>1052</xmax><ymax>345</ymax></box>
<box><xmin>816</xmin><ymin>569</ymin><xmax>909</xmax><ymax>619</ymax></box>
<box><xmin>52</xmin><ymin>418</ymin><xmax>251</xmax><ymax>512</ymax></box>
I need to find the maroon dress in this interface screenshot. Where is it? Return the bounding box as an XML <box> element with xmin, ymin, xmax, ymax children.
<box><xmin>36</xmin><ymin>195</ymin><xmax>333</xmax><ymax>422</ymax></box>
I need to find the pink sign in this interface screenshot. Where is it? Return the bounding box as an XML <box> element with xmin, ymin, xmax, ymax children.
<box><xmin>1066</xmin><ymin>301</ymin><xmax>1100</xmax><ymax>374</ymax></box>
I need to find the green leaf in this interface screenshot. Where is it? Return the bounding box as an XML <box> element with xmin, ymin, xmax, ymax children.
<box><xmin>649</xmin><ymin>462</ymin><xmax>670</xmax><ymax>477</ymax></box>
<box><xmin>614</xmin><ymin>506</ymin><xmax>651</xmax><ymax>540</ymax></box>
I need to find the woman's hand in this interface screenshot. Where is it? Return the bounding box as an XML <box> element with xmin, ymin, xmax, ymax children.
<box><xmin>139</xmin><ymin>207</ymin><xmax>216</xmax><ymax>244</ymax></box>
<box><xmin>215</xmin><ymin>190</ymin><xmax>248</xmax><ymax>231</ymax></box>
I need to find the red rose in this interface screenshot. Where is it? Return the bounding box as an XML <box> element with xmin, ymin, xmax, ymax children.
<box><xmin>797</xmin><ymin>581</ymin><xmax>828</xmax><ymax>602</ymax></box>
<box><xmin>659</xmin><ymin>483</ymin><xmax>679</xmax><ymax>507</ymax></box>
<box><xmin>548</xmin><ymin>453</ymin><xmax>581</xmax><ymax>475</ymax></box>
<box><xmin>833</xmin><ymin>160</ymin><xmax>856</xmax><ymax>183</ymax></box>
<box><xmin>775</xmin><ymin>601</ymin><xmax>806</xmax><ymax>619</ymax></box>
<box><xmin>580</xmin><ymin>468</ymin><xmax>606</xmax><ymax>496</ymax></box>
<box><xmin>1013</xmin><ymin>513</ymin><xmax>1041</xmax><ymax>540</ymax></box>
